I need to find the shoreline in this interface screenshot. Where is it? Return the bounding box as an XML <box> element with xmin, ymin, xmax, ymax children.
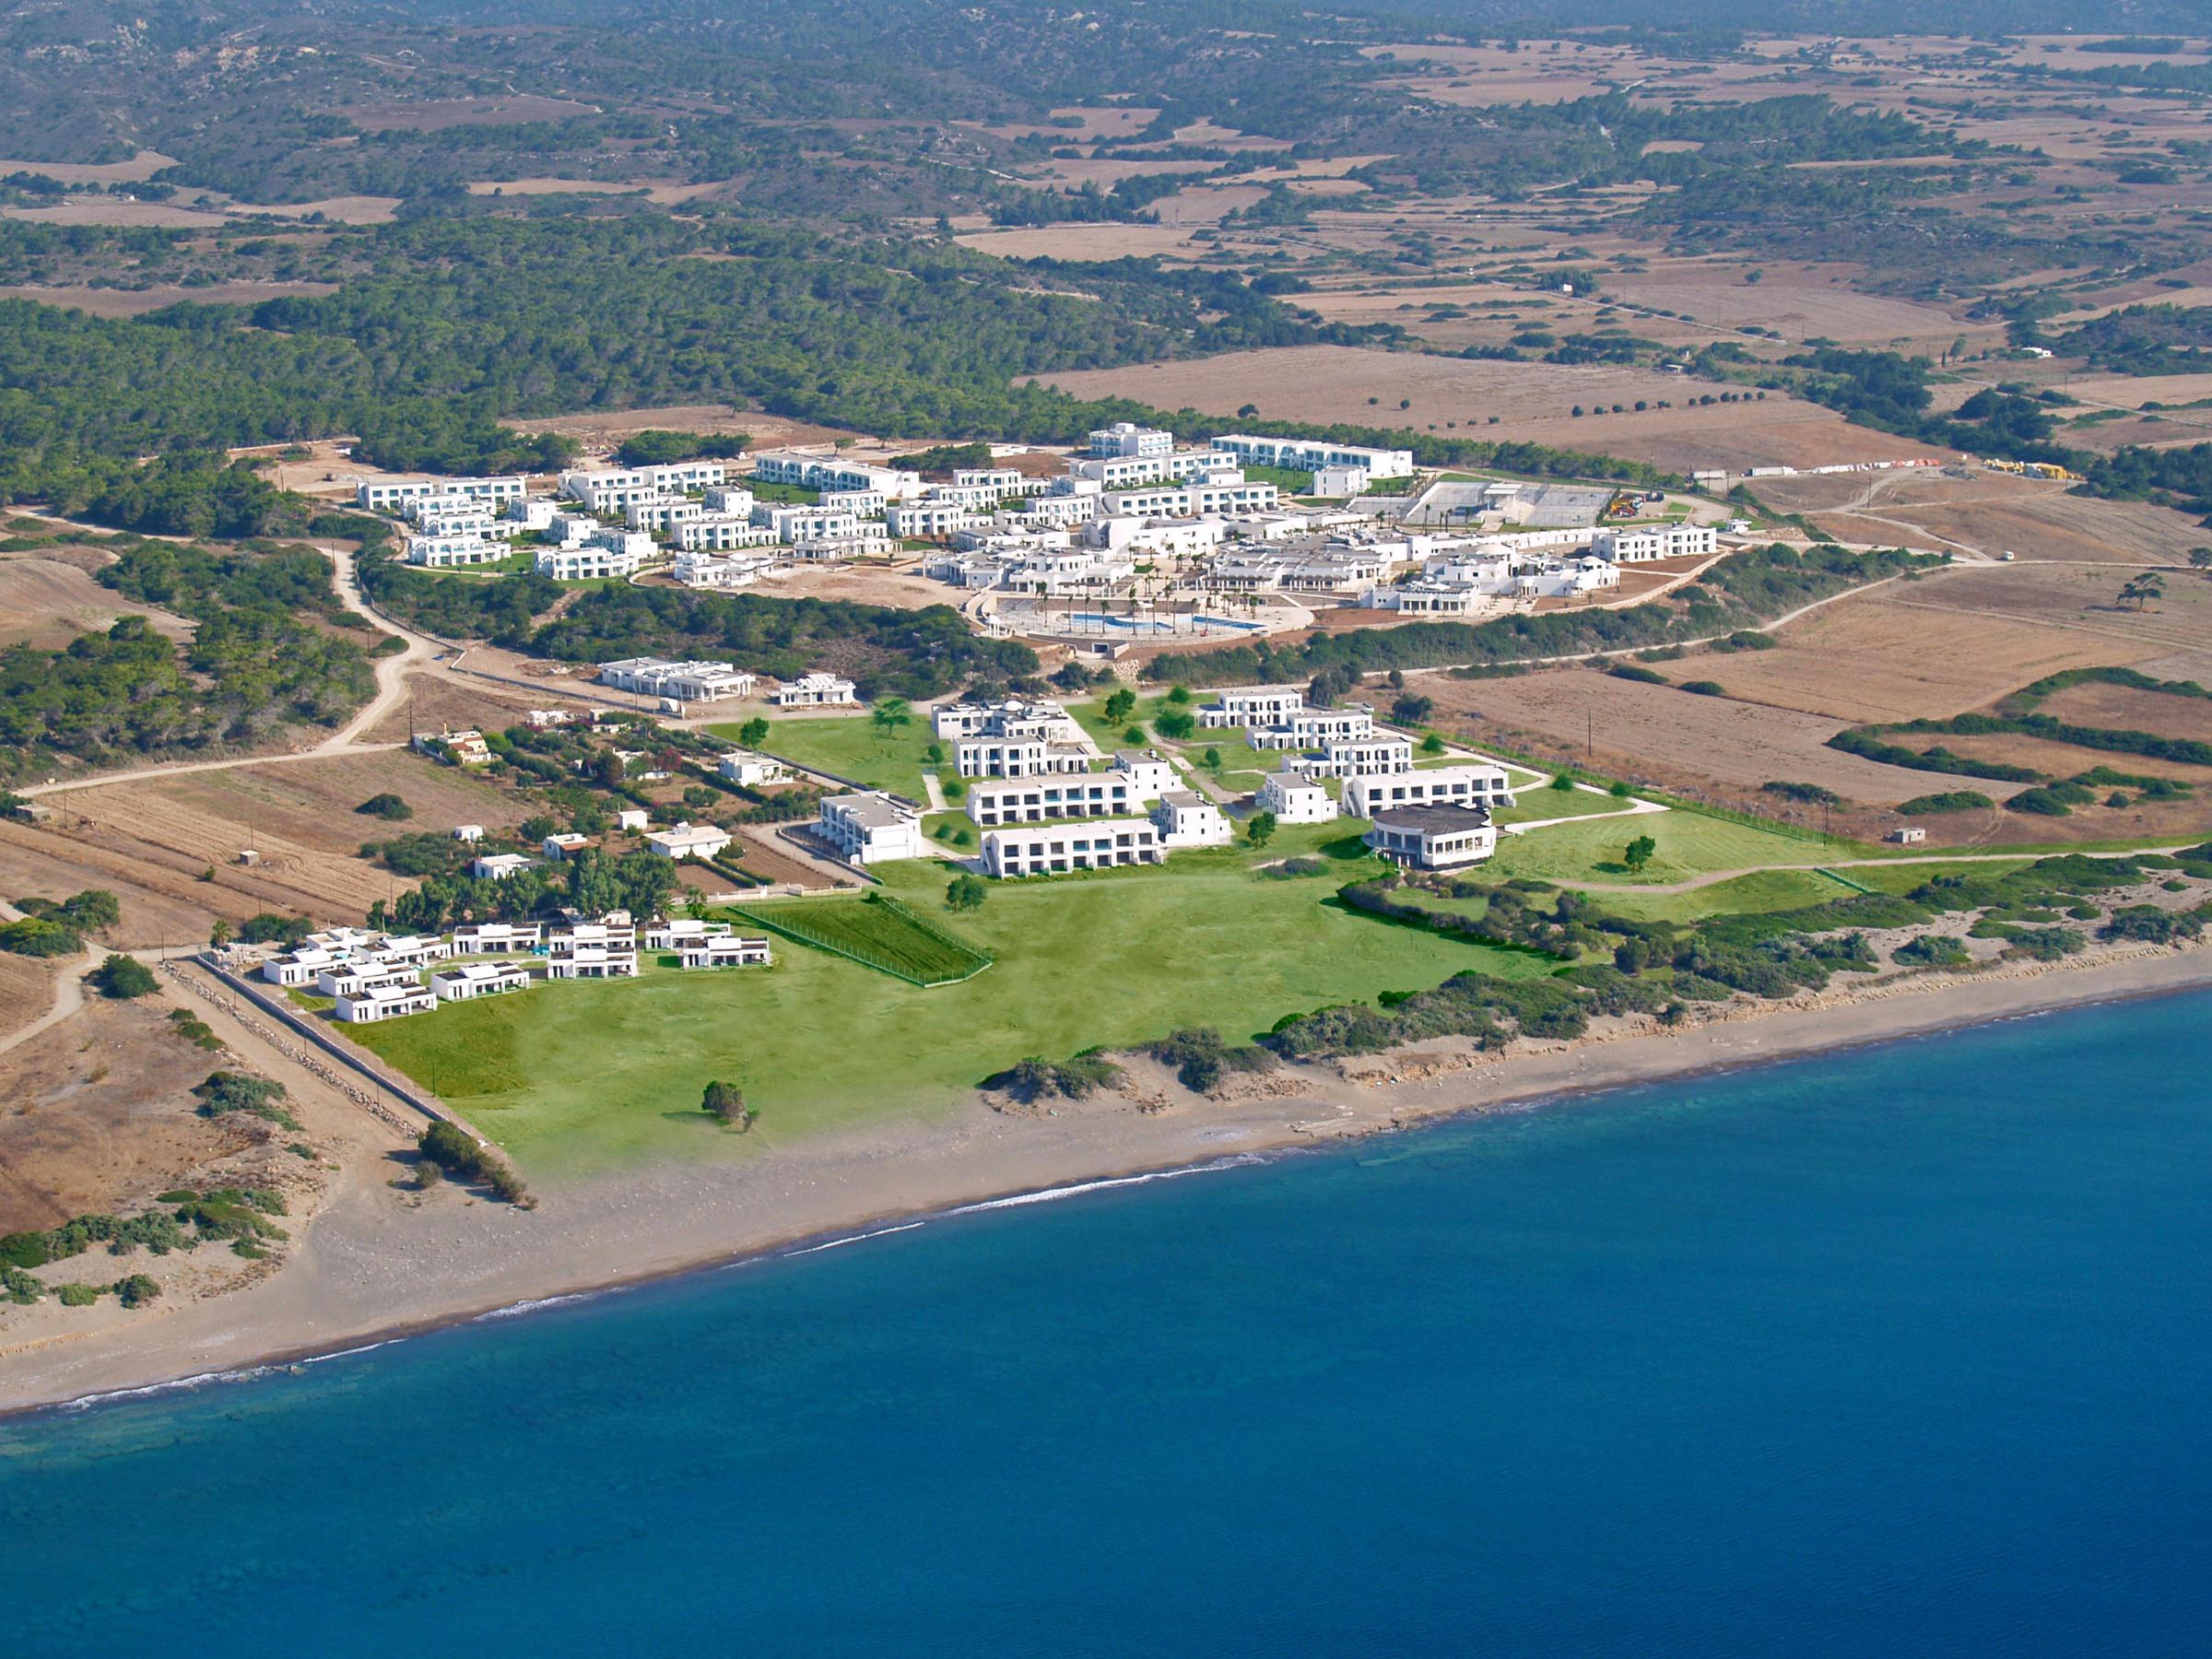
<box><xmin>6</xmin><ymin>941</ymin><xmax>2210</xmax><ymax>1421</ymax></box>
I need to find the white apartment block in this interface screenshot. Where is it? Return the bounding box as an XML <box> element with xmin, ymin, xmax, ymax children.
<box><xmin>1151</xmin><ymin>791</ymin><xmax>1231</xmax><ymax>848</ymax></box>
<box><xmin>1114</xmin><ymin>749</ymin><xmax>1179</xmax><ymax>799</ymax></box>
<box><xmin>773</xmin><ymin>673</ymin><xmax>857</xmax><ymax>708</ymax></box>
<box><xmin>1594</xmin><ymin>524</ymin><xmax>1718</xmax><ymax>563</ymax></box>
<box><xmin>1001</xmin><ymin>547</ymin><xmax>1135</xmax><ymax>595</ymax></box>
<box><xmin>411</xmin><ymin>503</ymin><xmax>513</xmax><ymax>538</ymax></box>
<box><xmin>932</xmin><ymin>698</ymin><xmax>1078</xmax><ymax>742</ymax></box>
<box><xmin>1209</xmin><ymin>435</ymin><xmax>1415</xmax><ymax>480</ymax></box>
<box><xmin>750</xmin><ymin>451</ymin><xmax>921</xmax><ymax>500</ymax></box>
<box><xmin>818</xmin><ymin>793</ymin><xmax>925</xmax><ymax>864</ymax></box>
<box><xmin>1365</xmin><ymin>806</ymin><xmax>1498</xmax><ymax>871</ymax></box>
<box><xmin>1370</xmin><ymin>582</ymin><xmax>1486</xmax><ymax>618</ymax></box>
<box><xmin>753</xmin><ymin>504</ymin><xmax>862</xmax><ymax>544</ymax></box>
<box><xmin>545</xmin><ymin>947</ymin><xmax>639</xmax><ymax>980</ymax></box>
<box><xmin>1088</xmin><ymin>422</ymin><xmax>1173</xmax><ymax>460</ymax></box>
<box><xmin>1198</xmin><ymin>685</ymin><xmax>1308</xmax><ymax>730</ymax></box>
<box><xmin>1071</xmin><ymin>451</ymin><xmax>1223</xmax><ymax>490</ymax></box>
<box><xmin>1006</xmin><ymin>491</ymin><xmax>1100</xmax><ymax>529</ymax></box>
<box><xmin>673</xmin><ymin>551</ymin><xmax>773</xmax><ymax>590</ymax></box>
<box><xmin>791</xmin><ymin>525</ymin><xmax>891</xmax><ymax>560</ymax></box>
<box><xmin>451</xmin><ymin>922</ymin><xmax>544</xmax><ymax>955</ymax></box>
<box><xmin>1512</xmin><ymin>556</ymin><xmax>1620</xmax><ymax>598</ymax></box>
<box><xmin>315</xmin><ymin>962</ymin><xmax>418</xmax><ymax>1000</ymax></box>
<box><xmin>677</xmin><ymin>935</ymin><xmax>773</xmax><ymax>971</ymax></box>
<box><xmin>1098</xmin><ymin>479</ymin><xmax>1279</xmax><ymax>519</ymax></box>
<box><xmin>508</xmin><ymin>498</ymin><xmax>561</xmax><ymax>532</ymax></box>
<box><xmin>967</xmin><ymin>769</ymin><xmax>1144</xmax><ymax>828</ymax></box>
<box><xmin>673</xmin><ymin>517</ymin><xmax>781</xmax><ymax>555</ymax></box>
<box><xmin>560</xmin><ymin>461</ymin><xmax>734</xmax><ymax>512</ymax></box>
<box><xmin>536</xmin><ymin>542</ymin><xmax>650</xmax><ymax>581</ymax></box>
<box><xmin>1260</xmin><ymin>769</ymin><xmax>1337</xmax><ymax>824</ymax></box>
<box><xmin>702</xmin><ymin>485</ymin><xmax>756</xmax><ymax>515</ymax></box>
<box><xmin>431</xmin><ymin>962</ymin><xmax>532</xmax><ymax>1002</ymax></box>
<box><xmin>1344</xmin><ymin>764</ymin><xmax>1516</xmax><ymax>818</ymax></box>
<box><xmin>982</xmin><ymin>818</ymin><xmax>1163</xmax><ymax>878</ymax></box>
<box><xmin>1257</xmin><ymin>706</ymin><xmax>1376</xmax><ymax>748</ymax></box>
<box><xmin>356</xmin><ymin>475</ymin><xmax>526</xmax><ymax>513</ymax></box>
<box><xmin>1300</xmin><ymin>734</ymin><xmax>1414</xmax><ymax>779</ymax></box>
<box><xmin>335</xmin><ymin>982</ymin><xmax>439</xmax><ymax>1022</ymax></box>
<box><xmin>956</xmin><ymin>735</ymin><xmax>1090</xmax><ymax>780</ymax></box>
<box><xmin>818</xmin><ymin>488</ymin><xmax>888</xmax><ymax>516</ymax></box>
<box><xmin>549</xmin><ymin>920</ymin><xmax>637</xmax><ymax>957</ymax></box>
<box><xmin>888</xmin><ymin>500</ymin><xmax>982</xmax><ymax>539</ymax></box>
<box><xmin>642</xmin><ymin>918</ymin><xmax>729</xmax><ymax>950</ymax></box>
<box><xmin>951</xmin><ymin>467</ymin><xmax>1034</xmax><ymax>494</ymax></box>
<box><xmin>1087</xmin><ymin>516</ymin><xmax>1226</xmax><ymax>560</ymax></box>
<box><xmin>625</xmin><ymin>495</ymin><xmax>702</xmax><ymax>535</ymax></box>
<box><xmin>407</xmin><ymin>534</ymin><xmax>507</xmax><ymax>569</ymax></box>
<box><xmin>599</xmin><ymin>658</ymin><xmax>757</xmax><ymax>702</ymax></box>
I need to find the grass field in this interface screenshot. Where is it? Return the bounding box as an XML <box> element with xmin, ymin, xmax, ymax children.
<box><xmin>344</xmin><ymin>828</ymin><xmax>1553</xmax><ymax>1171</ymax></box>
<box><xmin>1493</xmin><ymin>786</ymin><xmax>1639</xmax><ymax>827</ymax></box>
<box><xmin>728</xmin><ymin>712</ymin><xmax>935</xmax><ymax>796</ymax></box>
<box><xmin>1485</xmin><ymin>807</ymin><xmax>1823</xmax><ymax>886</ymax></box>
<box><xmin>1594</xmin><ymin>868</ymin><xmax>1858</xmax><ymax>924</ymax></box>
<box><xmin>735</xmin><ymin>893</ymin><xmax>990</xmax><ymax>985</ymax></box>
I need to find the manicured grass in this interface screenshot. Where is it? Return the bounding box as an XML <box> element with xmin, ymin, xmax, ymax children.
<box><xmin>735</xmin><ymin>893</ymin><xmax>990</xmax><ymax>985</ymax></box>
<box><xmin>1594</xmin><ymin>868</ymin><xmax>1858</xmax><ymax>924</ymax></box>
<box><xmin>345</xmin><ymin>830</ymin><xmax>1552</xmax><ymax>1172</ymax></box>
<box><xmin>727</xmin><ymin>712</ymin><xmax>935</xmax><ymax>797</ymax></box>
<box><xmin>1484</xmin><ymin>807</ymin><xmax>1822</xmax><ymax>887</ymax></box>
<box><xmin>1844</xmin><ymin>858</ymin><xmax>2034</xmax><ymax>897</ymax></box>
<box><xmin>1069</xmin><ymin>690</ymin><xmax>1185</xmax><ymax>750</ymax></box>
<box><xmin>1492</xmin><ymin>787</ymin><xmax>1638</xmax><ymax>827</ymax></box>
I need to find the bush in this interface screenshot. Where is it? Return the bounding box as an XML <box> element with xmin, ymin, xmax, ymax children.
<box><xmin>0</xmin><ymin>916</ymin><xmax>79</xmax><ymax>957</ymax></box>
<box><xmin>1761</xmin><ymin>781</ymin><xmax>1841</xmax><ymax>806</ymax></box>
<box><xmin>1608</xmin><ymin>663</ymin><xmax>1665</xmax><ymax>684</ymax></box>
<box><xmin>946</xmin><ymin>873</ymin><xmax>987</xmax><ymax>912</ymax></box>
<box><xmin>701</xmin><ymin>1079</ymin><xmax>752</xmax><ymax>1130</ymax></box>
<box><xmin>113</xmin><ymin>1274</ymin><xmax>161</xmax><ymax>1309</ymax></box>
<box><xmin>1893</xmin><ymin>935</ymin><xmax>1971</xmax><ymax>968</ymax></box>
<box><xmin>1149</xmin><ymin>1028</ymin><xmax>1268</xmax><ymax>1094</ymax></box>
<box><xmin>418</xmin><ymin>1120</ymin><xmax>533</xmax><ymax>1206</ymax></box>
<box><xmin>356</xmin><ymin>793</ymin><xmax>413</xmax><ymax>820</ymax></box>
<box><xmin>194</xmin><ymin>1070</ymin><xmax>299</xmax><ymax>1129</ymax></box>
<box><xmin>90</xmin><ymin>953</ymin><xmax>158</xmax><ymax>998</ymax></box>
<box><xmin>991</xmin><ymin>1051</ymin><xmax>1125</xmax><ymax>1102</ymax></box>
<box><xmin>56</xmin><ymin>1281</ymin><xmax>102</xmax><ymax>1307</ymax></box>
<box><xmin>1678</xmin><ymin>679</ymin><xmax>1727</xmax><ymax>697</ymax></box>
<box><xmin>1898</xmin><ymin>791</ymin><xmax>1995</xmax><ymax>816</ymax></box>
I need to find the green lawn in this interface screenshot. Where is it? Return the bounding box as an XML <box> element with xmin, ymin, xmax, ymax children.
<box><xmin>734</xmin><ymin>893</ymin><xmax>990</xmax><ymax>985</ymax></box>
<box><xmin>727</xmin><ymin>712</ymin><xmax>935</xmax><ymax>796</ymax></box>
<box><xmin>1488</xmin><ymin>808</ymin><xmax>1821</xmax><ymax>887</ymax></box>
<box><xmin>1492</xmin><ymin>787</ymin><xmax>1640</xmax><ymax>827</ymax></box>
<box><xmin>344</xmin><ymin>830</ymin><xmax>1553</xmax><ymax>1173</ymax></box>
<box><xmin>1594</xmin><ymin>868</ymin><xmax>1859</xmax><ymax>924</ymax></box>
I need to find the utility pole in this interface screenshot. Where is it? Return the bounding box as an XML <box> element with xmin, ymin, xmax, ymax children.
<box><xmin>1586</xmin><ymin>708</ymin><xmax>1594</xmax><ymax>760</ymax></box>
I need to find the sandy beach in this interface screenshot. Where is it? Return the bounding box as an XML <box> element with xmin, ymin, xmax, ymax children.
<box><xmin>5</xmin><ymin>940</ymin><xmax>2209</xmax><ymax>1417</ymax></box>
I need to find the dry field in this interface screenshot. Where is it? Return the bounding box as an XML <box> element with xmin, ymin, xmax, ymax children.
<box><xmin>360</xmin><ymin>673</ymin><xmax>546</xmax><ymax>744</ymax></box>
<box><xmin>1691</xmin><ymin>587</ymin><xmax>2150</xmax><ymax>724</ymax></box>
<box><xmin>2032</xmin><ymin>682</ymin><xmax>2212</xmax><ymax>744</ymax></box>
<box><xmin>956</xmin><ymin>224</ymin><xmax>1208</xmax><ymax>262</ymax></box>
<box><xmin>1871</xmin><ymin>564</ymin><xmax>2212</xmax><ymax>686</ymax></box>
<box><xmin>0</xmin><ymin>995</ymin><xmax>245</xmax><ymax>1233</ymax></box>
<box><xmin>44</xmin><ymin>750</ymin><xmax>524</xmax><ymax>928</ymax></box>
<box><xmin>343</xmin><ymin>95</ymin><xmax>601</xmax><ymax>133</ymax></box>
<box><xmin>3</xmin><ymin>199</ymin><xmax>228</xmax><ymax>229</ymax></box>
<box><xmin>0</xmin><ymin>280</ymin><xmax>335</xmax><ymax>317</ymax></box>
<box><xmin>1038</xmin><ymin>344</ymin><xmax>1950</xmax><ymax>473</ymax></box>
<box><xmin>1891</xmin><ymin>728</ymin><xmax>2212</xmax><ymax>795</ymax></box>
<box><xmin>1752</xmin><ymin>472</ymin><xmax>2209</xmax><ymax>565</ymax></box>
<box><xmin>0</xmin><ymin>149</ymin><xmax>177</xmax><ymax>184</ymax></box>
<box><xmin>1420</xmin><ymin>665</ymin><xmax>2022</xmax><ymax>806</ymax></box>
<box><xmin>0</xmin><ymin>552</ymin><xmax>194</xmax><ymax>649</ymax></box>
<box><xmin>0</xmin><ymin>818</ymin><xmax>234</xmax><ymax>951</ymax></box>
<box><xmin>1599</xmin><ymin>274</ymin><xmax>1989</xmax><ymax>350</ymax></box>
<box><xmin>247</xmin><ymin>196</ymin><xmax>402</xmax><ymax>225</ymax></box>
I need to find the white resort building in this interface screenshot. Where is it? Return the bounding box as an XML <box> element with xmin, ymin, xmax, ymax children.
<box><xmin>982</xmin><ymin>818</ymin><xmax>1165</xmax><ymax>879</ymax></box>
<box><xmin>1343</xmin><ymin>764</ymin><xmax>1516</xmax><ymax>819</ymax></box>
<box><xmin>818</xmin><ymin>793</ymin><xmax>925</xmax><ymax>865</ymax></box>
<box><xmin>1363</xmin><ymin>806</ymin><xmax>1499</xmax><ymax>871</ymax></box>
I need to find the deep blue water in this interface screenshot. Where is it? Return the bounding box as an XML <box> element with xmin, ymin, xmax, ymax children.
<box><xmin>5</xmin><ymin>992</ymin><xmax>2211</xmax><ymax>1656</ymax></box>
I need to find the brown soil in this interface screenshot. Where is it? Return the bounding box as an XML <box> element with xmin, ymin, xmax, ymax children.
<box><xmin>0</xmin><ymin>551</ymin><xmax>194</xmax><ymax>648</ymax></box>
<box><xmin>1422</xmin><ymin>665</ymin><xmax>2021</xmax><ymax>806</ymax></box>
<box><xmin>2031</xmin><ymin>681</ymin><xmax>2212</xmax><ymax>744</ymax></box>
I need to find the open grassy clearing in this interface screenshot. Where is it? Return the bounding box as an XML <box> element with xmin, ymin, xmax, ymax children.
<box><xmin>730</xmin><ymin>712</ymin><xmax>934</xmax><ymax>797</ymax></box>
<box><xmin>1593</xmin><ymin>867</ymin><xmax>1859</xmax><ymax>924</ymax></box>
<box><xmin>345</xmin><ymin>826</ymin><xmax>1553</xmax><ymax>1171</ymax></box>
<box><xmin>1493</xmin><ymin>787</ymin><xmax>1640</xmax><ymax>826</ymax></box>
<box><xmin>1484</xmin><ymin>806</ymin><xmax>1823</xmax><ymax>887</ymax></box>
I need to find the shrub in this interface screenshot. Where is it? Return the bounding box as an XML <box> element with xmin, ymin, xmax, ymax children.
<box><xmin>57</xmin><ymin>1282</ymin><xmax>102</xmax><ymax>1307</ymax></box>
<box><xmin>1609</xmin><ymin>663</ymin><xmax>1665</xmax><ymax>684</ymax></box>
<box><xmin>356</xmin><ymin>793</ymin><xmax>413</xmax><ymax>820</ymax></box>
<box><xmin>1150</xmin><ymin>1028</ymin><xmax>1268</xmax><ymax>1094</ymax></box>
<box><xmin>2100</xmin><ymin>906</ymin><xmax>2202</xmax><ymax>945</ymax></box>
<box><xmin>1156</xmin><ymin>710</ymin><xmax>1195</xmax><ymax>740</ymax></box>
<box><xmin>991</xmin><ymin>1051</ymin><xmax>1125</xmax><ymax>1102</ymax></box>
<box><xmin>193</xmin><ymin>1070</ymin><xmax>298</xmax><ymax>1129</ymax></box>
<box><xmin>1678</xmin><ymin>679</ymin><xmax>1727</xmax><ymax>697</ymax></box>
<box><xmin>1898</xmin><ymin>791</ymin><xmax>1995</xmax><ymax>816</ymax></box>
<box><xmin>418</xmin><ymin>1120</ymin><xmax>533</xmax><ymax>1206</ymax></box>
<box><xmin>1761</xmin><ymin>781</ymin><xmax>1842</xmax><ymax>805</ymax></box>
<box><xmin>701</xmin><ymin>1079</ymin><xmax>752</xmax><ymax>1130</ymax></box>
<box><xmin>113</xmin><ymin>1274</ymin><xmax>161</xmax><ymax>1309</ymax></box>
<box><xmin>946</xmin><ymin>873</ymin><xmax>987</xmax><ymax>912</ymax></box>
<box><xmin>90</xmin><ymin>953</ymin><xmax>158</xmax><ymax>998</ymax></box>
<box><xmin>0</xmin><ymin>916</ymin><xmax>79</xmax><ymax>957</ymax></box>
<box><xmin>1257</xmin><ymin>856</ymin><xmax>1328</xmax><ymax>879</ymax></box>
<box><xmin>1893</xmin><ymin>935</ymin><xmax>1971</xmax><ymax>968</ymax></box>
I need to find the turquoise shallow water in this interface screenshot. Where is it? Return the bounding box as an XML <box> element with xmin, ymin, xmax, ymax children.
<box><xmin>4</xmin><ymin>991</ymin><xmax>2211</xmax><ymax>1655</ymax></box>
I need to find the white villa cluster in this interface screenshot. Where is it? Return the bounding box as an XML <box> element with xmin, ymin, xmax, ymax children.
<box><xmin>594</xmin><ymin>656</ymin><xmax>853</xmax><ymax>711</ymax></box>
<box><xmin>254</xmin><ymin>913</ymin><xmax>771</xmax><ymax>1023</ymax></box>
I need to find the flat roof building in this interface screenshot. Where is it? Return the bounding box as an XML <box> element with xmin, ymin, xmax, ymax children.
<box><xmin>982</xmin><ymin>818</ymin><xmax>1164</xmax><ymax>879</ymax></box>
<box><xmin>818</xmin><ymin>793</ymin><xmax>925</xmax><ymax>865</ymax></box>
<box><xmin>1363</xmin><ymin>805</ymin><xmax>1498</xmax><ymax>871</ymax></box>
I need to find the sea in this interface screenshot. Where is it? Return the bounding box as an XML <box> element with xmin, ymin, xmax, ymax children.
<box><xmin>3</xmin><ymin>989</ymin><xmax>2209</xmax><ymax>1656</ymax></box>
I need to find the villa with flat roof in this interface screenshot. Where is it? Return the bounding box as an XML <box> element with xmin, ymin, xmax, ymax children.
<box><xmin>1259</xmin><ymin>770</ymin><xmax>1337</xmax><ymax>824</ymax></box>
<box><xmin>982</xmin><ymin>818</ymin><xmax>1164</xmax><ymax>879</ymax></box>
<box><xmin>966</xmin><ymin>769</ymin><xmax>1144</xmax><ymax>828</ymax></box>
<box><xmin>1344</xmin><ymin>764</ymin><xmax>1515</xmax><ymax>819</ymax></box>
<box><xmin>431</xmin><ymin>962</ymin><xmax>532</xmax><ymax>1001</ymax></box>
<box><xmin>818</xmin><ymin>792</ymin><xmax>925</xmax><ymax>864</ymax></box>
<box><xmin>1197</xmin><ymin>685</ymin><xmax>1307</xmax><ymax>730</ymax></box>
<box><xmin>1363</xmin><ymin>805</ymin><xmax>1498</xmax><ymax>870</ymax></box>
